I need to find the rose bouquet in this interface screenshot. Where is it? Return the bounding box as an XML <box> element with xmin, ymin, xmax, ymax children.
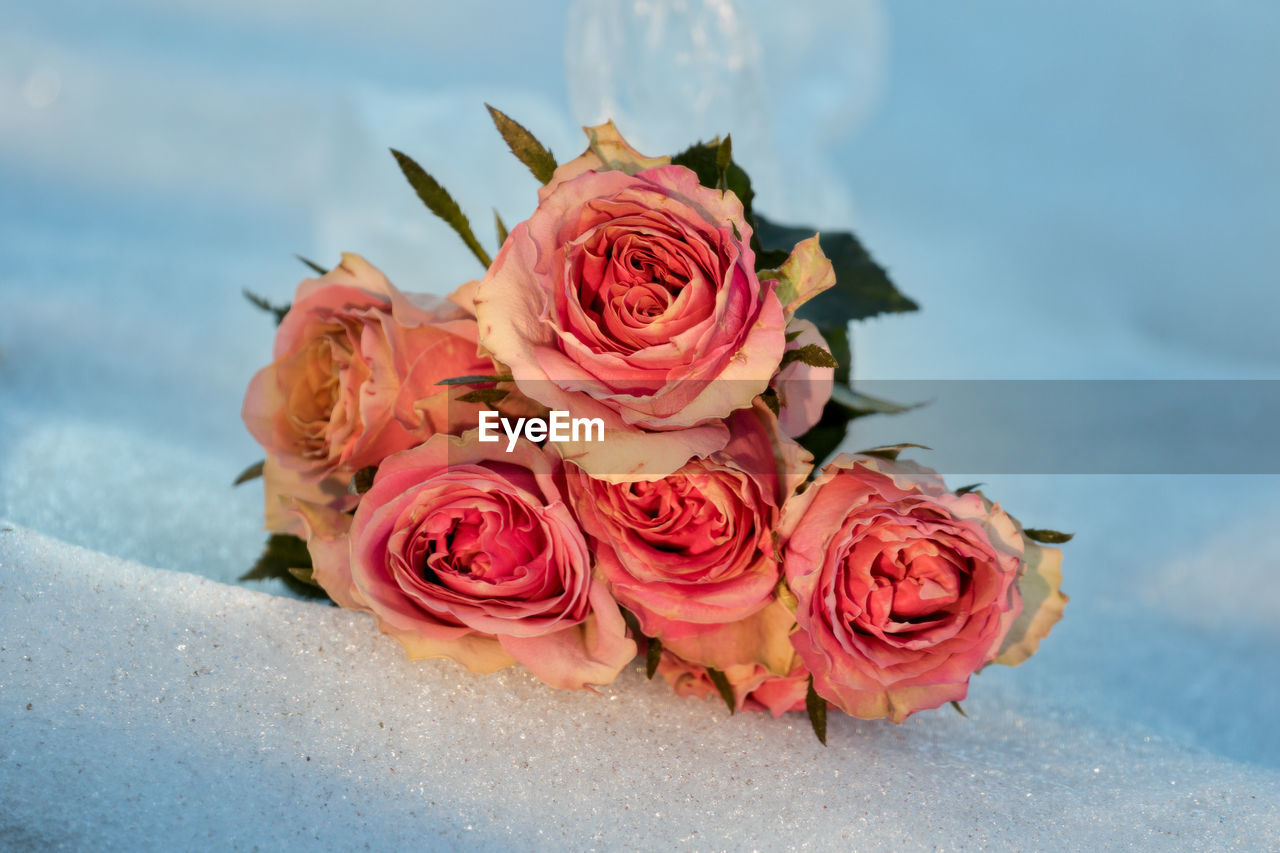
<box><xmin>236</xmin><ymin>107</ymin><xmax>1069</xmax><ymax>741</ymax></box>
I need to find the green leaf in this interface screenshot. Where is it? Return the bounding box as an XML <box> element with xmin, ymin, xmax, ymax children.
<box><xmin>233</xmin><ymin>460</ymin><xmax>264</xmax><ymax>486</ymax></box>
<box><xmin>955</xmin><ymin>483</ymin><xmax>984</xmax><ymax>496</ymax></box>
<box><xmin>456</xmin><ymin>388</ymin><xmax>509</xmax><ymax>406</ymax></box>
<box><xmin>349</xmin><ymin>466</ymin><xmax>377</xmax><ymax>495</ymax></box>
<box><xmin>797</xmin><ymin>400</ymin><xmax>856</xmax><ymax>467</ymax></box>
<box><xmin>295</xmin><ymin>254</ymin><xmax>328</xmax><ymax>276</ymax></box>
<box><xmin>1024</xmin><ymin>528</ymin><xmax>1075</xmax><ymax>544</ymax></box>
<box><xmin>646</xmin><ymin>636</ymin><xmax>663</xmax><ymax>680</ymax></box>
<box><xmin>671</xmin><ymin>139</ymin><xmax>756</xmax><ymax>230</ymax></box>
<box><xmin>242</xmin><ymin>289</ymin><xmax>289</xmax><ymax>325</ymax></box>
<box><xmin>755</xmin><ymin>214</ymin><xmax>917</xmax><ymax>325</ymax></box>
<box><xmin>240</xmin><ymin>534</ymin><xmax>333</xmax><ymax>603</ymax></box>
<box><xmin>485</xmin><ymin>104</ymin><xmax>557</xmax><ymax>185</ymax></box>
<box><xmin>950</xmin><ymin>700</ymin><xmax>968</xmax><ymax>718</ymax></box>
<box><xmin>494</xmin><ymin>209</ymin><xmax>509</xmax><ymax>246</ymax></box>
<box><xmin>829</xmin><ymin>385</ymin><xmax>923</xmax><ymax>418</ymax></box>
<box><xmin>435</xmin><ymin>374</ymin><xmax>513</xmax><ymax>386</ymax></box>
<box><xmin>390</xmin><ymin>148</ymin><xmax>492</xmax><ymax>270</ymax></box>
<box><xmin>796</xmin><ymin>392</ymin><xmax>922</xmax><ymax>469</ymax></box>
<box><xmin>784</xmin><ymin>329</ymin><xmax>803</xmax><ymax>343</ymax></box>
<box><xmin>857</xmin><ymin>443</ymin><xmax>930</xmax><ymax>462</ymax></box>
<box><xmin>825</xmin><ymin>324</ymin><xmax>853</xmax><ymax>386</ymax></box>
<box><xmin>780</xmin><ymin>344</ymin><xmax>838</xmax><ymax>369</ymax></box>
<box><xmin>805</xmin><ymin>676</ymin><xmax>828</xmax><ymax>746</ymax></box>
<box><xmin>706</xmin><ymin>667</ymin><xmax>736</xmax><ymax>715</ymax></box>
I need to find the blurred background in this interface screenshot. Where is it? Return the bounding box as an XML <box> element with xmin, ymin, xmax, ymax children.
<box><xmin>1</xmin><ymin>0</ymin><xmax>1277</xmax><ymax>771</ymax></box>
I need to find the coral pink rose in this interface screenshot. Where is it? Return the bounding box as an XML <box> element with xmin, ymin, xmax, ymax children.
<box><xmin>567</xmin><ymin>401</ymin><xmax>809</xmax><ymax>640</ymax></box>
<box><xmin>780</xmin><ymin>455</ymin><xmax>1026</xmax><ymax>722</ymax></box>
<box><xmin>242</xmin><ymin>253</ymin><xmax>492</xmax><ymax>531</ymax></box>
<box><xmin>474</xmin><ymin>155</ymin><xmax>787</xmax><ymax>480</ymax></box>
<box><xmin>299</xmin><ymin>433</ymin><xmax>636</xmax><ymax>690</ymax></box>
<box><xmin>657</xmin><ymin>651</ymin><xmax>809</xmax><ymax>717</ymax></box>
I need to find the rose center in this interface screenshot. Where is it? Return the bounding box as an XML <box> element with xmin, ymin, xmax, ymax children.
<box><xmin>851</xmin><ymin>539</ymin><xmax>969</xmax><ymax>631</ymax></box>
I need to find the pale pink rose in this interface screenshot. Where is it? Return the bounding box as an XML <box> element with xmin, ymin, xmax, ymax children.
<box><xmin>780</xmin><ymin>455</ymin><xmax>1025</xmax><ymax>722</ymax></box>
<box><xmin>567</xmin><ymin>402</ymin><xmax>809</xmax><ymax>639</ymax></box>
<box><xmin>657</xmin><ymin>651</ymin><xmax>809</xmax><ymax>717</ymax></box>
<box><xmin>771</xmin><ymin>318</ymin><xmax>835</xmax><ymax>438</ymax></box>
<box><xmin>762</xmin><ymin>233</ymin><xmax>835</xmax><ymax>316</ymax></box>
<box><xmin>474</xmin><ymin>162</ymin><xmax>787</xmax><ymax>480</ymax></box>
<box><xmin>302</xmin><ymin>433</ymin><xmax>636</xmax><ymax>690</ymax></box>
<box><xmin>242</xmin><ymin>253</ymin><xmax>493</xmax><ymax>530</ymax></box>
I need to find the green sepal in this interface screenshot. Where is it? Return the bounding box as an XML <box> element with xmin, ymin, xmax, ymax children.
<box><xmin>646</xmin><ymin>636</ymin><xmax>663</xmax><ymax>680</ymax></box>
<box><xmin>619</xmin><ymin>607</ymin><xmax>642</xmax><ymax>639</ymax></box>
<box><xmin>242</xmin><ymin>289</ymin><xmax>289</xmax><ymax>325</ymax></box>
<box><xmin>714</xmin><ymin>134</ymin><xmax>732</xmax><ymax>191</ymax></box>
<box><xmin>294</xmin><ymin>254</ymin><xmax>328</xmax><ymax>276</ymax></box>
<box><xmin>494</xmin><ymin>210</ymin><xmax>509</xmax><ymax>246</ymax></box>
<box><xmin>950</xmin><ymin>700</ymin><xmax>968</xmax><ymax>718</ymax></box>
<box><xmin>759</xmin><ymin>387</ymin><xmax>781</xmax><ymax>417</ymax></box>
<box><xmin>805</xmin><ymin>675</ymin><xmax>828</xmax><ymax>746</ymax></box>
<box><xmin>485</xmin><ymin>104</ymin><xmax>557</xmax><ymax>185</ymax></box>
<box><xmin>954</xmin><ymin>483</ymin><xmax>984</xmax><ymax>496</ymax></box>
<box><xmin>390</xmin><ymin>148</ymin><xmax>492</xmax><ymax>269</ymax></box>
<box><xmin>233</xmin><ymin>460</ymin><xmax>264</xmax><ymax>486</ymax></box>
<box><xmin>706</xmin><ymin>667</ymin><xmax>736</xmax><ymax>715</ymax></box>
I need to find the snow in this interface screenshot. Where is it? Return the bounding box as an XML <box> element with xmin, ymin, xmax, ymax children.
<box><xmin>2</xmin><ymin>525</ymin><xmax>1277</xmax><ymax>850</ymax></box>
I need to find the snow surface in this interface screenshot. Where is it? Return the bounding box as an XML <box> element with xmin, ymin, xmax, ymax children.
<box><xmin>2</xmin><ymin>524</ymin><xmax>1277</xmax><ymax>851</ymax></box>
<box><xmin>2</xmin><ymin>1</ymin><xmax>1279</xmax><ymax>849</ymax></box>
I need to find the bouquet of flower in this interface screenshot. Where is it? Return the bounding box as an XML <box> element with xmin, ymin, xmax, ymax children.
<box><xmin>237</xmin><ymin>107</ymin><xmax>1068</xmax><ymax>742</ymax></box>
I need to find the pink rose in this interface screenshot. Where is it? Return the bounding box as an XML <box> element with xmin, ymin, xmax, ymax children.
<box><xmin>567</xmin><ymin>402</ymin><xmax>809</xmax><ymax>639</ymax></box>
<box><xmin>657</xmin><ymin>651</ymin><xmax>809</xmax><ymax>717</ymax></box>
<box><xmin>780</xmin><ymin>455</ymin><xmax>1025</xmax><ymax>722</ymax></box>
<box><xmin>242</xmin><ymin>253</ymin><xmax>492</xmax><ymax>531</ymax></box>
<box><xmin>474</xmin><ymin>156</ymin><xmax>787</xmax><ymax>480</ymax></box>
<box><xmin>300</xmin><ymin>433</ymin><xmax>636</xmax><ymax>690</ymax></box>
